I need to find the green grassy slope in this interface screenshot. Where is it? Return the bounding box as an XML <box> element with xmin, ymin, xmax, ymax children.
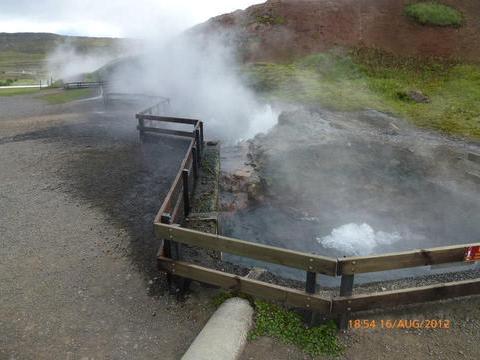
<box><xmin>40</xmin><ymin>88</ymin><xmax>93</xmax><ymax>104</ymax></box>
<box><xmin>244</xmin><ymin>49</ymin><xmax>480</xmax><ymax>139</ymax></box>
<box><xmin>0</xmin><ymin>33</ymin><xmax>127</xmax><ymax>84</ymax></box>
<box><xmin>0</xmin><ymin>87</ymin><xmax>40</xmax><ymax>96</ymax></box>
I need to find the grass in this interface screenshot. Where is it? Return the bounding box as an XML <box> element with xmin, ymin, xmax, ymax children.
<box><xmin>41</xmin><ymin>88</ymin><xmax>93</xmax><ymax>104</ymax></box>
<box><xmin>250</xmin><ymin>301</ymin><xmax>343</xmax><ymax>357</ymax></box>
<box><xmin>405</xmin><ymin>2</ymin><xmax>463</xmax><ymax>27</ymax></box>
<box><xmin>213</xmin><ymin>293</ymin><xmax>343</xmax><ymax>357</ymax></box>
<box><xmin>0</xmin><ymin>87</ymin><xmax>40</xmax><ymax>96</ymax></box>
<box><xmin>244</xmin><ymin>49</ymin><xmax>480</xmax><ymax>139</ymax></box>
<box><xmin>255</xmin><ymin>14</ymin><xmax>286</xmax><ymax>26</ymax></box>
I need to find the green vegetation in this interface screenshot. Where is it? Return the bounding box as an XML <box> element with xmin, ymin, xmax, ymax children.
<box><xmin>213</xmin><ymin>293</ymin><xmax>343</xmax><ymax>357</ymax></box>
<box><xmin>0</xmin><ymin>78</ymin><xmax>16</xmax><ymax>86</ymax></box>
<box><xmin>244</xmin><ymin>49</ymin><xmax>480</xmax><ymax>138</ymax></box>
<box><xmin>405</xmin><ymin>2</ymin><xmax>463</xmax><ymax>27</ymax></box>
<box><xmin>255</xmin><ymin>14</ymin><xmax>286</xmax><ymax>26</ymax></box>
<box><xmin>0</xmin><ymin>87</ymin><xmax>40</xmax><ymax>96</ymax></box>
<box><xmin>41</xmin><ymin>88</ymin><xmax>93</xmax><ymax>104</ymax></box>
<box><xmin>250</xmin><ymin>301</ymin><xmax>342</xmax><ymax>356</ymax></box>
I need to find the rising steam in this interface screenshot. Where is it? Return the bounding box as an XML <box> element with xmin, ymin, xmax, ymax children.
<box><xmin>103</xmin><ymin>32</ymin><xmax>278</xmax><ymax>142</ymax></box>
<box><xmin>47</xmin><ymin>42</ymin><xmax>127</xmax><ymax>81</ymax></box>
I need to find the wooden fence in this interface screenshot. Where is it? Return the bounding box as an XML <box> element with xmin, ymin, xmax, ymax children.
<box><xmin>138</xmin><ymin>104</ymin><xmax>480</xmax><ymax>328</ymax></box>
<box><xmin>63</xmin><ymin>81</ymin><xmax>103</xmax><ymax>89</ymax></box>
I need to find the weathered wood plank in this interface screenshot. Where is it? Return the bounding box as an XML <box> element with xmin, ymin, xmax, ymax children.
<box><xmin>155</xmin><ymin>223</ymin><xmax>337</xmax><ymax>275</ymax></box>
<box><xmin>171</xmin><ymin>192</ymin><xmax>184</xmax><ymax>224</ymax></box>
<box><xmin>157</xmin><ymin>257</ymin><xmax>331</xmax><ymax>312</ymax></box>
<box><xmin>137</xmin><ymin>126</ymin><xmax>195</xmax><ymax>138</ymax></box>
<box><xmin>338</xmin><ymin>243</ymin><xmax>480</xmax><ymax>275</ymax></box>
<box><xmin>331</xmin><ymin>278</ymin><xmax>480</xmax><ymax>313</ymax></box>
<box><xmin>467</xmin><ymin>152</ymin><xmax>480</xmax><ymax>165</ymax></box>
<box><xmin>136</xmin><ymin>114</ymin><xmax>198</xmax><ymax>125</ymax></box>
<box><xmin>155</xmin><ymin>140</ymin><xmax>195</xmax><ymax>223</ymax></box>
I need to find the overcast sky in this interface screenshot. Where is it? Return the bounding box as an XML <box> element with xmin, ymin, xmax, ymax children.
<box><xmin>0</xmin><ymin>0</ymin><xmax>263</xmax><ymax>38</ymax></box>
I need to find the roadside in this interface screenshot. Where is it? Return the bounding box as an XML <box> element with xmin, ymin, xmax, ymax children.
<box><xmin>0</xmin><ymin>84</ymin><xmax>48</xmax><ymax>89</ymax></box>
<box><xmin>0</xmin><ymin>95</ymin><xmax>216</xmax><ymax>359</ymax></box>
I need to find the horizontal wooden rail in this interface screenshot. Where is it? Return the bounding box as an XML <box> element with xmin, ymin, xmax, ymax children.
<box><xmin>331</xmin><ymin>278</ymin><xmax>480</xmax><ymax>313</ymax></box>
<box><xmin>338</xmin><ymin>243</ymin><xmax>480</xmax><ymax>275</ymax></box>
<box><xmin>136</xmin><ymin>114</ymin><xmax>199</xmax><ymax>125</ymax></box>
<box><xmin>155</xmin><ymin>140</ymin><xmax>196</xmax><ymax>223</ymax></box>
<box><xmin>108</xmin><ymin>92</ymin><xmax>165</xmax><ymax>99</ymax></box>
<box><xmin>158</xmin><ymin>256</ymin><xmax>331</xmax><ymax>312</ymax></box>
<box><xmin>155</xmin><ymin>223</ymin><xmax>338</xmax><ymax>276</ymax></box>
<box><xmin>467</xmin><ymin>152</ymin><xmax>480</xmax><ymax>164</ymax></box>
<box><xmin>137</xmin><ymin>126</ymin><xmax>195</xmax><ymax>138</ymax></box>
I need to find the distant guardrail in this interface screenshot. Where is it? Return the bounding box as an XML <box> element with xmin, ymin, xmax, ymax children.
<box><xmin>63</xmin><ymin>81</ymin><xmax>104</xmax><ymax>90</ymax></box>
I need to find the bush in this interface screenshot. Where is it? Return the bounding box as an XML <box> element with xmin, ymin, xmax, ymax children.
<box><xmin>405</xmin><ymin>2</ymin><xmax>463</xmax><ymax>27</ymax></box>
<box><xmin>0</xmin><ymin>78</ymin><xmax>14</xmax><ymax>86</ymax></box>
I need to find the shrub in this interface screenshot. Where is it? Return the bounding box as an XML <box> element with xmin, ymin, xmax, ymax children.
<box><xmin>405</xmin><ymin>2</ymin><xmax>463</xmax><ymax>27</ymax></box>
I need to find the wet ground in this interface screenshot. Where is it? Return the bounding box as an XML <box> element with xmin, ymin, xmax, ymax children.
<box><xmin>0</xmin><ymin>94</ymin><xmax>215</xmax><ymax>359</ymax></box>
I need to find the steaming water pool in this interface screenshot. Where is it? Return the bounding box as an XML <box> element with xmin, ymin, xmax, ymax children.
<box><xmin>220</xmin><ymin>108</ymin><xmax>480</xmax><ymax>285</ymax></box>
<box><xmin>221</xmin><ymin>202</ymin><xmax>480</xmax><ymax>285</ymax></box>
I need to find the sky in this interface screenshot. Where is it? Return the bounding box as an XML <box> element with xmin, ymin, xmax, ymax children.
<box><xmin>0</xmin><ymin>0</ymin><xmax>263</xmax><ymax>38</ymax></box>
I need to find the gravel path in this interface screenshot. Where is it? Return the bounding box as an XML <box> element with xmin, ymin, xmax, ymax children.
<box><xmin>0</xmin><ymin>95</ymin><xmax>215</xmax><ymax>359</ymax></box>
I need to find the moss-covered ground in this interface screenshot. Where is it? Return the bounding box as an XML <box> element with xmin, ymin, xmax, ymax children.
<box><xmin>243</xmin><ymin>48</ymin><xmax>480</xmax><ymax>139</ymax></box>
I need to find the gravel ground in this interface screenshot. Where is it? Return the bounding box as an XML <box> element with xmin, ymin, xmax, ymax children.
<box><xmin>0</xmin><ymin>94</ymin><xmax>216</xmax><ymax>359</ymax></box>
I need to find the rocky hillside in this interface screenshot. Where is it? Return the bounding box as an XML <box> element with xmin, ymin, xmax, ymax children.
<box><xmin>198</xmin><ymin>0</ymin><xmax>480</xmax><ymax>62</ymax></box>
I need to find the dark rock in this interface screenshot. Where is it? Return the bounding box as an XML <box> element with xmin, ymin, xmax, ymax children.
<box><xmin>398</xmin><ymin>90</ymin><xmax>430</xmax><ymax>103</ymax></box>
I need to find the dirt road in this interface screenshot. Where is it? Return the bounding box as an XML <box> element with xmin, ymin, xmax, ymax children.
<box><xmin>0</xmin><ymin>95</ymin><xmax>215</xmax><ymax>359</ymax></box>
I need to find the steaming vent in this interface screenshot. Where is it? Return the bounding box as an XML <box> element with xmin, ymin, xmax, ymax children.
<box><xmin>317</xmin><ymin>223</ymin><xmax>401</xmax><ymax>256</ymax></box>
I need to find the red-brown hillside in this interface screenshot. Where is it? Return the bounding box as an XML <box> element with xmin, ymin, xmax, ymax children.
<box><xmin>198</xmin><ymin>0</ymin><xmax>480</xmax><ymax>62</ymax></box>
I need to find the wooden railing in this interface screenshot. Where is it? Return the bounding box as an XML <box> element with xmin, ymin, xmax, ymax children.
<box><xmin>63</xmin><ymin>81</ymin><xmax>103</xmax><ymax>89</ymax></box>
<box><xmin>155</xmin><ymin>221</ymin><xmax>480</xmax><ymax>325</ymax></box>
<box><xmin>136</xmin><ymin>103</ymin><xmax>204</xmax><ymax>226</ymax></box>
<box><xmin>139</xmin><ymin>105</ymin><xmax>480</xmax><ymax>328</ymax></box>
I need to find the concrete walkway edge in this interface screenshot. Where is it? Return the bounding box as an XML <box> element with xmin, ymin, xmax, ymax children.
<box><xmin>182</xmin><ymin>298</ymin><xmax>254</xmax><ymax>360</ymax></box>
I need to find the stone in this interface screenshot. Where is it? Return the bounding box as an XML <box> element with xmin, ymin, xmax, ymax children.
<box><xmin>408</xmin><ymin>90</ymin><xmax>430</xmax><ymax>103</ymax></box>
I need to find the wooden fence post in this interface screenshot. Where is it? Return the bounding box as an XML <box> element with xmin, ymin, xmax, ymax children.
<box><xmin>160</xmin><ymin>214</ymin><xmax>174</xmax><ymax>289</ymax></box>
<box><xmin>161</xmin><ymin>213</ymin><xmax>190</xmax><ymax>297</ymax></box>
<box><xmin>192</xmin><ymin>147</ymin><xmax>199</xmax><ymax>180</ymax></box>
<box><xmin>338</xmin><ymin>274</ymin><xmax>354</xmax><ymax>330</ymax></box>
<box><xmin>182</xmin><ymin>169</ymin><xmax>190</xmax><ymax>218</ymax></box>
<box><xmin>138</xmin><ymin>116</ymin><xmax>145</xmax><ymax>142</ymax></box>
<box><xmin>305</xmin><ymin>271</ymin><xmax>317</xmax><ymax>326</ymax></box>
<box><xmin>195</xmin><ymin>129</ymin><xmax>202</xmax><ymax>163</ymax></box>
<box><xmin>199</xmin><ymin>122</ymin><xmax>204</xmax><ymax>149</ymax></box>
